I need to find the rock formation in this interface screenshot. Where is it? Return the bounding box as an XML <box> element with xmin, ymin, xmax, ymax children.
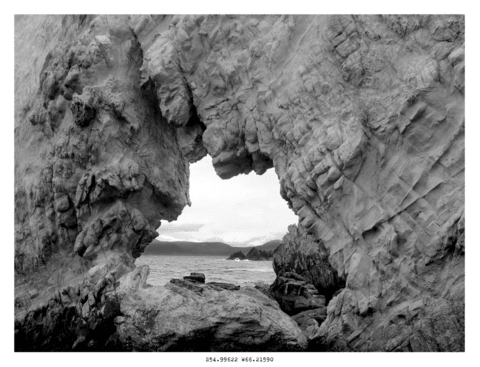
<box><xmin>15</xmin><ymin>14</ymin><xmax>464</xmax><ymax>351</ymax></box>
<box><xmin>292</xmin><ymin>308</ymin><xmax>328</xmax><ymax>340</ymax></box>
<box><xmin>226</xmin><ymin>250</ymin><xmax>246</xmax><ymax>260</ymax></box>
<box><xmin>227</xmin><ymin>247</ymin><xmax>273</xmax><ymax>260</ymax></box>
<box><xmin>273</xmin><ymin>224</ymin><xmax>344</xmax><ymax>301</ymax></box>
<box><xmin>183</xmin><ymin>272</ymin><xmax>206</xmax><ymax>283</ymax></box>
<box><xmin>117</xmin><ymin>269</ymin><xmax>307</xmax><ymax>351</ymax></box>
<box><xmin>270</xmin><ymin>272</ymin><xmax>327</xmax><ymax>316</ymax></box>
<box><xmin>245</xmin><ymin>247</ymin><xmax>274</xmax><ymax>260</ymax></box>
<box><xmin>207</xmin><ymin>282</ymin><xmax>241</xmax><ymax>291</ymax></box>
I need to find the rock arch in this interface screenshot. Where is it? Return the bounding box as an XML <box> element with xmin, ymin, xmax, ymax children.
<box><xmin>14</xmin><ymin>14</ymin><xmax>464</xmax><ymax>351</ymax></box>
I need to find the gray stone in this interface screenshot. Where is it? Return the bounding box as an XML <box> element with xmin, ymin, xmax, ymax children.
<box><xmin>183</xmin><ymin>272</ymin><xmax>206</xmax><ymax>283</ymax></box>
<box><xmin>118</xmin><ymin>284</ymin><xmax>307</xmax><ymax>351</ymax></box>
<box><xmin>14</xmin><ymin>14</ymin><xmax>465</xmax><ymax>352</ymax></box>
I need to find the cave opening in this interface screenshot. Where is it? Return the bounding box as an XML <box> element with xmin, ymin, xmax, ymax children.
<box><xmin>136</xmin><ymin>154</ymin><xmax>298</xmax><ymax>288</ymax></box>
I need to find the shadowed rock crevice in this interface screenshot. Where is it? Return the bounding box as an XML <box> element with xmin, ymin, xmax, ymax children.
<box><xmin>15</xmin><ymin>294</ymin><xmax>123</xmax><ymax>351</ymax></box>
<box><xmin>273</xmin><ymin>224</ymin><xmax>345</xmax><ymax>303</ymax></box>
<box><xmin>268</xmin><ymin>224</ymin><xmax>345</xmax><ymax>342</ymax></box>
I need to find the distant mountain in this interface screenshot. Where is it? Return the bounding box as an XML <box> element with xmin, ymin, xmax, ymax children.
<box><xmin>143</xmin><ymin>239</ymin><xmax>283</xmax><ymax>256</ymax></box>
<box><xmin>254</xmin><ymin>239</ymin><xmax>282</xmax><ymax>252</ymax></box>
<box><xmin>227</xmin><ymin>247</ymin><xmax>275</xmax><ymax>261</ymax></box>
<box><xmin>236</xmin><ymin>239</ymin><xmax>283</xmax><ymax>254</ymax></box>
<box><xmin>144</xmin><ymin>239</ymin><xmax>236</xmax><ymax>256</ymax></box>
<box><xmin>144</xmin><ymin>240</ymin><xmax>189</xmax><ymax>255</ymax></box>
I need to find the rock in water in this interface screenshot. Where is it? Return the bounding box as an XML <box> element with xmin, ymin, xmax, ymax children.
<box><xmin>226</xmin><ymin>251</ymin><xmax>246</xmax><ymax>260</ymax></box>
<box><xmin>245</xmin><ymin>247</ymin><xmax>274</xmax><ymax>261</ymax></box>
<box><xmin>183</xmin><ymin>272</ymin><xmax>206</xmax><ymax>283</ymax></box>
<box><xmin>15</xmin><ymin>15</ymin><xmax>464</xmax><ymax>351</ymax></box>
<box><xmin>227</xmin><ymin>248</ymin><xmax>274</xmax><ymax>261</ymax></box>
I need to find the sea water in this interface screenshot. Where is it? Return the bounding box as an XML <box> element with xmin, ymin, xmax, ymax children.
<box><xmin>135</xmin><ymin>255</ymin><xmax>276</xmax><ymax>287</ymax></box>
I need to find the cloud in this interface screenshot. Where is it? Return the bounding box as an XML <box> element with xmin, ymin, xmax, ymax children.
<box><xmin>156</xmin><ymin>155</ymin><xmax>298</xmax><ymax>245</ymax></box>
<box><xmin>159</xmin><ymin>222</ymin><xmax>205</xmax><ymax>233</ymax></box>
<box><xmin>226</xmin><ymin>234</ymin><xmax>285</xmax><ymax>247</ymax></box>
<box><xmin>157</xmin><ymin>232</ymin><xmax>204</xmax><ymax>242</ymax></box>
<box><xmin>204</xmin><ymin>236</ymin><xmax>227</xmax><ymax>243</ymax></box>
<box><xmin>155</xmin><ymin>234</ymin><xmax>183</xmax><ymax>242</ymax></box>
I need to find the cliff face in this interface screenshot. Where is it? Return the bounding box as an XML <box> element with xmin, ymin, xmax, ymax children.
<box><xmin>15</xmin><ymin>15</ymin><xmax>464</xmax><ymax>351</ymax></box>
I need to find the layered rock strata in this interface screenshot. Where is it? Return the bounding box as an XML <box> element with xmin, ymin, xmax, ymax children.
<box><xmin>15</xmin><ymin>14</ymin><xmax>464</xmax><ymax>351</ymax></box>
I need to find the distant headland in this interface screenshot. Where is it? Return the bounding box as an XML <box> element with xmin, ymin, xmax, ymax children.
<box><xmin>143</xmin><ymin>239</ymin><xmax>282</xmax><ymax>257</ymax></box>
<box><xmin>226</xmin><ymin>247</ymin><xmax>275</xmax><ymax>261</ymax></box>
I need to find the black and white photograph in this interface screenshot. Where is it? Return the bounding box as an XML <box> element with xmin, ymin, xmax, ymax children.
<box><xmin>10</xmin><ymin>6</ymin><xmax>472</xmax><ymax>363</ymax></box>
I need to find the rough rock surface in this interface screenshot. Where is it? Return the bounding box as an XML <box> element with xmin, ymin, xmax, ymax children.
<box><xmin>273</xmin><ymin>224</ymin><xmax>344</xmax><ymax>300</ymax></box>
<box><xmin>15</xmin><ymin>14</ymin><xmax>464</xmax><ymax>351</ymax></box>
<box><xmin>254</xmin><ymin>281</ymin><xmax>275</xmax><ymax>299</ymax></box>
<box><xmin>116</xmin><ymin>267</ymin><xmax>307</xmax><ymax>351</ymax></box>
<box><xmin>292</xmin><ymin>308</ymin><xmax>328</xmax><ymax>340</ymax></box>
<box><xmin>207</xmin><ymin>282</ymin><xmax>241</xmax><ymax>291</ymax></box>
<box><xmin>270</xmin><ymin>273</ymin><xmax>327</xmax><ymax>316</ymax></box>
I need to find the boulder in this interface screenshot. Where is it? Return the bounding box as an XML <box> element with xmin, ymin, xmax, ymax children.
<box><xmin>292</xmin><ymin>308</ymin><xmax>327</xmax><ymax>327</ymax></box>
<box><xmin>269</xmin><ymin>274</ymin><xmax>326</xmax><ymax>316</ymax></box>
<box><xmin>183</xmin><ymin>272</ymin><xmax>206</xmax><ymax>283</ymax></box>
<box><xmin>117</xmin><ymin>281</ymin><xmax>307</xmax><ymax>351</ymax></box>
<box><xmin>254</xmin><ymin>281</ymin><xmax>275</xmax><ymax>300</ymax></box>
<box><xmin>206</xmin><ymin>282</ymin><xmax>240</xmax><ymax>291</ymax></box>
<box><xmin>170</xmin><ymin>279</ymin><xmax>204</xmax><ymax>295</ymax></box>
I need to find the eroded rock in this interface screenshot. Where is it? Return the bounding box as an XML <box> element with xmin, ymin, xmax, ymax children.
<box><xmin>273</xmin><ymin>224</ymin><xmax>344</xmax><ymax>301</ymax></box>
<box><xmin>15</xmin><ymin>14</ymin><xmax>465</xmax><ymax>351</ymax></box>
<box><xmin>226</xmin><ymin>251</ymin><xmax>246</xmax><ymax>260</ymax></box>
<box><xmin>117</xmin><ymin>271</ymin><xmax>307</xmax><ymax>351</ymax></box>
<box><xmin>270</xmin><ymin>274</ymin><xmax>327</xmax><ymax>316</ymax></box>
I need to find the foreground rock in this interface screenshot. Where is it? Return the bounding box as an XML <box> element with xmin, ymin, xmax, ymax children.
<box><xmin>116</xmin><ymin>267</ymin><xmax>307</xmax><ymax>351</ymax></box>
<box><xmin>273</xmin><ymin>225</ymin><xmax>344</xmax><ymax>301</ymax></box>
<box><xmin>269</xmin><ymin>225</ymin><xmax>342</xmax><ymax>341</ymax></box>
<box><xmin>292</xmin><ymin>308</ymin><xmax>327</xmax><ymax>340</ymax></box>
<box><xmin>270</xmin><ymin>273</ymin><xmax>327</xmax><ymax>316</ymax></box>
<box><xmin>207</xmin><ymin>282</ymin><xmax>241</xmax><ymax>291</ymax></box>
<box><xmin>254</xmin><ymin>281</ymin><xmax>274</xmax><ymax>300</ymax></box>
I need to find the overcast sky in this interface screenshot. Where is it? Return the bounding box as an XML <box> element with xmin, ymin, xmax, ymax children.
<box><xmin>156</xmin><ymin>156</ymin><xmax>298</xmax><ymax>247</ymax></box>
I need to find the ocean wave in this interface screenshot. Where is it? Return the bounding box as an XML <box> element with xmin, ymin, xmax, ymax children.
<box><xmin>224</xmin><ymin>268</ymin><xmax>273</xmax><ymax>273</ymax></box>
